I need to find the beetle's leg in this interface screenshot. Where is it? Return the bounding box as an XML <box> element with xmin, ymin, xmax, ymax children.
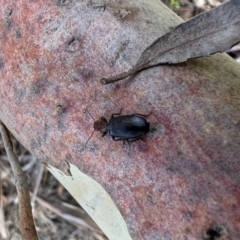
<box><xmin>112</xmin><ymin>136</ymin><xmax>144</xmax><ymax>145</ymax></box>
<box><xmin>112</xmin><ymin>138</ymin><xmax>130</xmax><ymax>146</ymax></box>
<box><xmin>134</xmin><ymin>111</ymin><xmax>152</xmax><ymax>118</ymax></box>
<box><xmin>111</xmin><ymin>108</ymin><xmax>123</xmax><ymax>118</ymax></box>
<box><xmin>128</xmin><ymin>137</ymin><xmax>145</xmax><ymax>143</ymax></box>
<box><xmin>112</xmin><ymin>137</ymin><xmax>128</xmax><ymax>146</ymax></box>
<box><xmin>102</xmin><ymin>132</ymin><xmax>107</xmax><ymax>137</ymax></box>
<box><xmin>112</xmin><ymin>136</ymin><xmax>124</xmax><ymax>141</ymax></box>
<box><xmin>122</xmin><ymin>138</ymin><xmax>144</xmax><ymax>146</ymax></box>
<box><xmin>112</xmin><ymin>137</ymin><xmax>129</xmax><ymax>146</ymax></box>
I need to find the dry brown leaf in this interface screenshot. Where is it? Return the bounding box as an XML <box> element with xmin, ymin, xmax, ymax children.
<box><xmin>102</xmin><ymin>0</ymin><xmax>240</xmax><ymax>84</ymax></box>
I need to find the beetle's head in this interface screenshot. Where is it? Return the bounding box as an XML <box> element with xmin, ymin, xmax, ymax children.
<box><xmin>84</xmin><ymin>109</ymin><xmax>108</xmax><ymax>147</ymax></box>
<box><xmin>94</xmin><ymin>117</ymin><xmax>108</xmax><ymax>132</ymax></box>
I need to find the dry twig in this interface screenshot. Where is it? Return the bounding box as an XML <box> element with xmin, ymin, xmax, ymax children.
<box><xmin>0</xmin><ymin>122</ymin><xmax>38</xmax><ymax>240</ymax></box>
<box><xmin>0</xmin><ymin>169</ymin><xmax>7</xmax><ymax>239</ymax></box>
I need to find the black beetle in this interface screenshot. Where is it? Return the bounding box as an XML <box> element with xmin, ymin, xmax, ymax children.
<box><xmin>85</xmin><ymin>109</ymin><xmax>150</xmax><ymax>145</ymax></box>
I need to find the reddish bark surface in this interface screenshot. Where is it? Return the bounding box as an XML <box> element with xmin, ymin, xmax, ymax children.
<box><xmin>1</xmin><ymin>0</ymin><xmax>240</xmax><ymax>239</ymax></box>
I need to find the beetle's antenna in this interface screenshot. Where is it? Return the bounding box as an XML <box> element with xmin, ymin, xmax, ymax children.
<box><xmin>85</xmin><ymin>130</ymin><xmax>95</xmax><ymax>147</ymax></box>
<box><xmin>84</xmin><ymin>108</ymin><xmax>95</xmax><ymax>121</ymax></box>
<box><xmin>83</xmin><ymin>108</ymin><xmax>96</xmax><ymax>147</ymax></box>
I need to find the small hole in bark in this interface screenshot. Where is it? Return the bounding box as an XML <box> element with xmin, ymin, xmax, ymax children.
<box><xmin>150</xmin><ymin>127</ymin><xmax>157</xmax><ymax>133</ymax></box>
<box><xmin>0</xmin><ymin>58</ymin><xmax>4</xmax><ymax>69</ymax></box>
<box><xmin>76</xmin><ymin>67</ymin><xmax>94</xmax><ymax>80</ymax></box>
<box><xmin>16</xmin><ymin>29</ymin><xmax>22</xmax><ymax>38</ymax></box>
<box><xmin>204</xmin><ymin>225</ymin><xmax>227</xmax><ymax>240</ymax></box>
<box><xmin>90</xmin><ymin>0</ymin><xmax>106</xmax><ymax>10</ymax></box>
<box><xmin>6</xmin><ymin>19</ymin><xmax>13</xmax><ymax>29</ymax></box>
<box><xmin>7</xmin><ymin>9</ymin><xmax>13</xmax><ymax>16</ymax></box>
<box><xmin>117</xmin><ymin>9</ymin><xmax>132</xmax><ymax>19</ymax></box>
<box><xmin>146</xmin><ymin>194</ymin><xmax>154</xmax><ymax>204</ymax></box>
<box><xmin>56</xmin><ymin>104</ymin><xmax>65</xmax><ymax>115</ymax></box>
<box><xmin>58</xmin><ymin>0</ymin><xmax>72</xmax><ymax>6</ymax></box>
<box><xmin>66</xmin><ymin>37</ymin><xmax>79</xmax><ymax>52</ymax></box>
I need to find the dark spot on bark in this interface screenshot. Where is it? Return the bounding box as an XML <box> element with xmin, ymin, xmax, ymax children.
<box><xmin>58</xmin><ymin>119</ymin><xmax>65</xmax><ymax>130</ymax></box>
<box><xmin>65</xmin><ymin>36</ymin><xmax>79</xmax><ymax>52</ymax></box>
<box><xmin>143</xmin><ymin>221</ymin><xmax>153</xmax><ymax>229</ymax></box>
<box><xmin>5</xmin><ymin>8</ymin><xmax>14</xmax><ymax>29</ymax></box>
<box><xmin>74</xmin><ymin>67</ymin><xmax>94</xmax><ymax>81</ymax></box>
<box><xmin>130</xmin><ymin>205</ymin><xmax>141</xmax><ymax>218</ymax></box>
<box><xmin>38</xmin><ymin>14</ymin><xmax>44</xmax><ymax>21</ymax></box>
<box><xmin>92</xmin><ymin>5</ymin><xmax>105</xmax><ymax>11</ymax></box>
<box><xmin>235</xmin><ymin>120</ymin><xmax>240</xmax><ymax>129</ymax></box>
<box><xmin>150</xmin><ymin>122</ymin><xmax>164</xmax><ymax>139</ymax></box>
<box><xmin>57</xmin><ymin>0</ymin><xmax>72</xmax><ymax>6</ymax></box>
<box><xmin>30</xmin><ymin>138</ymin><xmax>42</xmax><ymax>152</ymax></box>
<box><xmin>90</xmin><ymin>0</ymin><xmax>106</xmax><ymax>11</ymax></box>
<box><xmin>146</xmin><ymin>194</ymin><xmax>154</xmax><ymax>204</ymax></box>
<box><xmin>184</xmin><ymin>227</ymin><xmax>191</xmax><ymax>235</ymax></box>
<box><xmin>0</xmin><ymin>58</ymin><xmax>4</xmax><ymax>69</ymax></box>
<box><xmin>31</xmin><ymin>83</ymin><xmax>41</xmax><ymax>95</ymax></box>
<box><xmin>57</xmin><ymin>105</ymin><xmax>67</xmax><ymax>130</ymax></box>
<box><xmin>149</xmin><ymin>127</ymin><xmax>157</xmax><ymax>133</ymax></box>
<box><xmin>67</xmin><ymin>37</ymin><xmax>75</xmax><ymax>45</ymax></box>
<box><xmin>110</xmin><ymin>7</ymin><xmax>139</xmax><ymax>21</ymax></box>
<box><xmin>182</xmin><ymin>212</ymin><xmax>193</xmax><ymax>222</ymax></box>
<box><xmin>55</xmin><ymin>103</ymin><xmax>68</xmax><ymax>131</ymax></box>
<box><xmin>166</xmin><ymin>166</ymin><xmax>179</xmax><ymax>173</ymax></box>
<box><xmin>87</xmin><ymin>143</ymin><xmax>99</xmax><ymax>154</ymax></box>
<box><xmin>43</xmin><ymin>123</ymin><xmax>50</xmax><ymax>141</ymax></box>
<box><xmin>166</xmin><ymin>150</ymin><xmax>201</xmax><ymax>177</ymax></box>
<box><xmin>16</xmin><ymin>29</ymin><xmax>22</xmax><ymax>38</ymax></box>
<box><xmin>205</xmin><ymin>229</ymin><xmax>221</xmax><ymax>239</ymax></box>
<box><xmin>204</xmin><ymin>225</ymin><xmax>227</xmax><ymax>240</ymax></box>
<box><xmin>6</xmin><ymin>19</ymin><xmax>13</xmax><ymax>29</ymax></box>
<box><xmin>56</xmin><ymin>104</ymin><xmax>65</xmax><ymax>115</ymax></box>
<box><xmin>31</xmin><ymin>111</ymin><xmax>41</xmax><ymax>120</ymax></box>
<box><xmin>77</xmin><ymin>143</ymin><xmax>86</xmax><ymax>153</ymax></box>
<box><xmin>30</xmin><ymin>79</ymin><xmax>49</xmax><ymax>97</ymax></box>
<box><xmin>116</xmin><ymin>9</ymin><xmax>132</xmax><ymax>19</ymax></box>
<box><xmin>7</xmin><ymin>9</ymin><xmax>13</xmax><ymax>16</ymax></box>
<box><xmin>14</xmin><ymin>87</ymin><xmax>26</xmax><ymax>104</ymax></box>
<box><xmin>214</xmin><ymin>158</ymin><xmax>240</xmax><ymax>185</ymax></box>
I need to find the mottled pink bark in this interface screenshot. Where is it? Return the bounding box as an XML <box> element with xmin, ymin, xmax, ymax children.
<box><xmin>0</xmin><ymin>0</ymin><xmax>240</xmax><ymax>239</ymax></box>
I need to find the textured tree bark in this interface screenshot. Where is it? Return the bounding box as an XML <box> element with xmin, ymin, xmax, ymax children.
<box><xmin>1</xmin><ymin>0</ymin><xmax>240</xmax><ymax>239</ymax></box>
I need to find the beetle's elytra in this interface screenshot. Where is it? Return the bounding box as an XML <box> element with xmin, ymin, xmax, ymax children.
<box><xmin>85</xmin><ymin>109</ymin><xmax>150</xmax><ymax>145</ymax></box>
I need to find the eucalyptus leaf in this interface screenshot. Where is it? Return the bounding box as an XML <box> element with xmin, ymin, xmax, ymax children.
<box><xmin>101</xmin><ymin>0</ymin><xmax>240</xmax><ymax>84</ymax></box>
